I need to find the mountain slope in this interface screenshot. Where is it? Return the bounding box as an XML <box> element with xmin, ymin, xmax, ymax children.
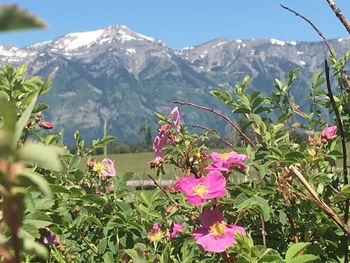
<box><xmin>1</xmin><ymin>25</ymin><xmax>349</xmax><ymax>144</ymax></box>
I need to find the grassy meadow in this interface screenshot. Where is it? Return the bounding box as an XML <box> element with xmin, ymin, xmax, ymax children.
<box><xmin>82</xmin><ymin>152</ymin><xmax>181</xmax><ymax>180</ymax></box>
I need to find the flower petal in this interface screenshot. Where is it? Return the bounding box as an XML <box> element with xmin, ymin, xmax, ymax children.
<box><xmin>199</xmin><ymin>209</ymin><xmax>224</xmax><ymax>229</ymax></box>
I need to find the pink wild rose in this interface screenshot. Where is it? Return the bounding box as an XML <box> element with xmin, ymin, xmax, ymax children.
<box><xmin>176</xmin><ymin>170</ymin><xmax>226</xmax><ymax>205</ymax></box>
<box><xmin>170</xmin><ymin>223</ymin><xmax>184</xmax><ymax>238</ymax></box>
<box><xmin>193</xmin><ymin>209</ymin><xmax>246</xmax><ymax>253</ymax></box>
<box><xmin>321</xmin><ymin>125</ymin><xmax>337</xmax><ymax>140</ymax></box>
<box><xmin>206</xmin><ymin>151</ymin><xmax>248</xmax><ymax>171</ymax></box>
<box><xmin>94</xmin><ymin>159</ymin><xmax>116</xmax><ymax>177</ymax></box>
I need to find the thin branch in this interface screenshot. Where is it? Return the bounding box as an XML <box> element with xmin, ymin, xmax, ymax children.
<box><xmin>174</xmin><ymin>101</ymin><xmax>256</xmax><ymax>149</ymax></box>
<box><xmin>280</xmin><ymin>4</ymin><xmax>335</xmax><ymax>58</ymax></box>
<box><xmin>325</xmin><ymin>59</ymin><xmax>349</xmax><ymax>262</ymax></box>
<box><xmin>192</xmin><ymin>124</ymin><xmax>235</xmax><ymax>149</ymax></box>
<box><xmin>289</xmin><ymin>165</ymin><xmax>350</xmax><ymax>236</ymax></box>
<box><xmin>326</xmin><ymin>0</ymin><xmax>350</xmax><ymax>34</ymax></box>
<box><xmin>147</xmin><ymin>174</ymin><xmax>179</xmax><ymax>208</ymax></box>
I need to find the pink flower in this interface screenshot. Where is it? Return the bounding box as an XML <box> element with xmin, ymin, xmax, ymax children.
<box><xmin>168</xmin><ymin>106</ymin><xmax>181</xmax><ymax>130</ymax></box>
<box><xmin>38</xmin><ymin>121</ymin><xmax>54</xmax><ymax>129</ymax></box>
<box><xmin>147</xmin><ymin>223</ymin><xmax>164</xmax><ymax>242</ymax></box>
<box><xmin>321</xmin><ymin>125</ymin><xmax>337</xmax><ymax>140</ymax></box>
<box><xmin>206</xmin><ymin>152</ymin><xmax>248</xmax><ymax>171</ymax></box>
<box><xmin>101</xmin><ymin>159</ymin><xmax>116</xmax><ymax>177</ymax></box>
<box><xmin>153</xmin><ymin>124</ymin><xmax>170</xmax><ymax>158</ymax></box>
<box><xmin>43</xmin><ymin>229</ymin><xmax>60</xmax><ymax>246</ymax></box>
<box><xmin>193</xmin><ymin>209</ymin><xmax>246</xmax><ymax>253</ymax></box>
<box><xmin>170</xmin><ymin>223</ymin><xmax>184</xmax><ymax>238</ymax></box>
<box><xmin>176</xmin><ymin>170</ymin><xmax>226</xmax><ymax>205</ymax></box>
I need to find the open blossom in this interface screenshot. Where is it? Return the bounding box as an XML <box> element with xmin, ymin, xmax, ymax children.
<box><xmin>206</xmin><ymin>151</ymin><xmax>248</xmax><ymax>171</ymax></box>
<box><xmin>193</xmin><ymin>209</ymin><xmax>246</xmax><ymax>253</ymax></box>
<box><xmin>147</xmin><ymin>223</ymin><xmax>164</xmax><ymax>242</ymax></box>
<box><xmin>93</xmin><ymin>158</ymin><xmax>116</xmax><ymax>177</ymax></box>
<box><xmin>176</xmin><ymin>170</ymin><xmax>226</xmax><ymax>205</ymax></box>
<box><xmin>321</xmin><ymin>125</ymin><xmax>337</xmax><ymax>140</ymax></box>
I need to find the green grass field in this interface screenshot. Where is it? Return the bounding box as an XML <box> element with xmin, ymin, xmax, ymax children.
<box><xmin>82</xmin><ymin>152</ymin><xmax>181</xmax><ymax>180</ymax></box>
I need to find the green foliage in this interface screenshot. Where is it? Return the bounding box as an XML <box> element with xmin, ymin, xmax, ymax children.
<box><xmin>0</xmin><ymin>4</ymin><xmax>46</xmax><ymax>32</ymax></box>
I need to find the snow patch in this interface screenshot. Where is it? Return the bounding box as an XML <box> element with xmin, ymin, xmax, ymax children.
<box><xmin>126</xmin><ymin>48</ymin><xmax>136</xmax><ymax>54</ymax></box>
<box><xmin>63</xmin><ymin>29</ymin><xmax>104</xmax><ymax>50</ymax></box>
<box><xmin>270</xmin><ymin>39</ymin><xmax>286</xmax><ymax>46</ymax></box>
<box><xmin>338</xmin><ymin>37</ymin><xmax>350</xmax><ymax>42</ymax></box>
<box><xmin>182</xmin><ymin>46</ymin><xmax>194</xmax><ymax>50</ymax></box>
<box><xmin>289</xmin><ymin>41</ymin><xmax>297</xmax><ymax>46</ymax></box>
<box><xmin>299</xmin><ymin>60</ymin><xmax>306</xmax><ymax>66</ymax></box>
<box><xmin>136</xmin><ymin>32</ymin><xmax>155</xmax><ymax>42</ymax></box>
<box><xmin>211</xmin><ymin>41</ymin><xmax>227</xmax><ymax>49</ymax></box>
<box><xmin>236</xmin><ymin>39</ymin><xmax>242</xmax><ymax>43</ymax></box>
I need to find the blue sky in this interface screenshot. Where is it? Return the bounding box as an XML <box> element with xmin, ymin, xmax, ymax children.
<box><xmin>1</xmin><ymin>0</ymin><xmax>350</xmax><ymax>49</ymax></box>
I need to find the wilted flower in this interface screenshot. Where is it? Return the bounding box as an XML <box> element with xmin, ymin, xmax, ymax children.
<box><xmin>43</xmin><ymin>228</ymin><xmax>60</xmax><ymax>246</ymax></box>
<box><xmin>168</xmin><ymin>106</ymin><xmax>182</xmax><ymax>130</ymax></box>
<box><xmin>193</xmin><ymin>209</ymin><xmax>245</xmax><ymax>253</ymax></box>
<box><xmin>176</xmin><ymin>170</ymin><xmax>226</xmax><ymax>205</ymax></box>
<box><xmin>147</xmin><ymin>223</ymin><xmax>164</xmax><ymax>242</ymax></box>
<box><xmin>153</xmin><ymin>124</ymin><xmax>170</xmax><ymax>159</ymax></box>
<box><xmin>206</xmin><ymin>151</ymin><xmax>248</xmax><ymax>171</ymax></box>
<box><xmin>38</xmin><ymin>121</ymin><xmax>54</xmax><ymax>129</ymax></box>
<box><xmin>321</xmin><ymin>125</ymin><xmax>337</xmax><ymax>140</ymax></box>
<box><xmin>93</xmin><ymin>158</ymin><xmax>116</xmax><ymax>177</ymax></box>
<box><xmin>170</xmin><ymin>223</ymin><xmax>184</xmax><ymax>238</ymax></box>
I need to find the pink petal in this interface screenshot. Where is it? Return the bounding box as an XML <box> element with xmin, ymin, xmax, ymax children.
<box><xmin>171</xmin><ymin>223</ymin><xmax>184</xmax><ymax>238</ymax></box>
<box><xmin>187</xmin><ymin>195</ymin><xmax>204</xmax><ymax>205</ymax></box>
<box><xmin>195</xmin><ymin>232</ymin><xmax>235</xmax><ymax>253</ymax></box>
<box><xmin>203</xmin><ymin>170</ymin><xmax>226</xmax><ymax>199</ymax></box>
<box><xmin>199</xmin><ymin>209</ymin><xmax>224</xmax><ymax>229</ymax></box>
<box><xmin>101</xmin><ymin>159</ymin><xmax>116</xmax><ymax>177</ymax></box>
<box><xmin>176</xmin><ymin>176</ymin><xmax>202</xmax><ymax>195</ymax></box>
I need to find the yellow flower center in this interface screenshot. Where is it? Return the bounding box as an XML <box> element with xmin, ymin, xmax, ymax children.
<box><xmin>220</xmin><ymin>153</ymin><xmax>230</xmax><ymax>160</ymax></box>
<box><xmin>192</xmin><ymin>183</ymin><xmax>208</xmax><ymax>196</ymax></box>
<box><xmin>147</xmin><ymin>231</ymin><xmax>163</xmax><ymax>242</ymax></box>
<box><xmin>93</xmin><ymin>162</ymin><xmax>106</xmax><ymax>173</ymax></box>
<box><xmin>210</xmin><ymin>221</ymin><xmax>227</xmax><ymax>237</ymax></box>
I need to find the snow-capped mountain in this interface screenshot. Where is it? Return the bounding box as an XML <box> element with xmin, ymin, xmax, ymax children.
<box><xmin>1</xmin><ymin>25</ymin><xmax>349</xmax><ymax>143</ymax></box>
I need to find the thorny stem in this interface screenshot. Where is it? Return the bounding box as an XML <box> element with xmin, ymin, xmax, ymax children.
<box><xmin>326</xmin><ymin>0</ymin><xmax>350</xmax><ymax>35</ymax></box>
<box><xmin>325</xmin><ymin>59</ymin><xmax>349</xmax><ymax>261</ymax></box>
<box><xmin>174</xmin><ymin>101</ymin><xmax>256</xmax><ymax>149</ymax></box>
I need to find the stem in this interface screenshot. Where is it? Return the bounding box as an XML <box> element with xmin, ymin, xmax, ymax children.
<box><xmin>147</xmin><ymin>174</ymin><xmax>179</xmax><ymax>208</ymax></box>
<box><xmin>260</xmin><ymin>215</ymin><xmax>266</xmax><ymax>246</ymax></box>
<box><xmin>325</xmin><ymin>0</ymin><xmax>350</xmax><ymax>34</ymax></box>
<box><xmin>325</xmin><ymin>59</ymin><xmax>349</xmax><ymax>261</ymax></box>
<box><xmin>192</xmin><ymin>124</ymin><xmax>236</xmax><ymax>149</ymax></box>
<box><xmin>280</xmin><ymin>4</ymin><xmax>335</xmax><ymax>58</ymax></box>
<box><xmin>289</xmin><ymin>166</ymin><xmax>350</xmax><ymax>236</ymax></box>
<box><xmin>174</xmin><ymin>101</ymin><xmax>256</xmax><ymax>149</ymax></box>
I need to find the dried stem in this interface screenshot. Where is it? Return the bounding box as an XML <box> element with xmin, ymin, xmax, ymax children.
<box><xmin>280</xmin><ymin>4</ymin><xmax>335</xmax><ymax>57</ymax></box>
<box><xmin>174</xmin><ymin>101</ymin><xmax>256</xmax><ymax>149</ymax></box>
<box><xmin>260</xmin><ymin>214</ymin><xmax>266</xmax><ymax>246</ymax></box>
<box><xmin>192</xmin><ymin>124</ymin><xmax>236</xmax><ymax>149</ymax></box>
<box><xmin>289</xmin><ymin>166</ymin><xmax>350</xmax><ymax>236</ymax></box>
<box><xmin>325</xmin><ymin>59</ymin><xmax>349</xmax><ymax>261</ymax></box>
<box><xmin>326</xmin><ymin>0</ymin><xmax>350</xmax><ymax>34</ymax></box>
<box><xmin>147</xmin><ymin>174</ymin><xmax>179</xmax><ymax>208</ymax></box>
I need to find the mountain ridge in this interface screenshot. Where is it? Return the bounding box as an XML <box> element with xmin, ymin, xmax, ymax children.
<box><xmin>1</xmin><ymin>25</ymin><xmax>349</xmax><ymax>144</ymax></box>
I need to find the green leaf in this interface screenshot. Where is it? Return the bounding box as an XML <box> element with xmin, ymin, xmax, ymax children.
<box><xmin>286</xmin><ymin>242</ymin><xmax>311</xmax><ymax>262</ymax></box>
<box><xmin>18</xmin><ymin>170</ymin><xmax>53</xmax><ymax>199</ymax></box>
<box><xmin>103</xmin><ymin>252</ymin><xmax>114</xmax><ymax>263</ymax></box>
<box><xmin>0</xmin><ymin>4</ymin><xmax>46</xmax><ymax>32</ymax></box>
<box><xmin>81</xmin><ymin>194</ymin><xmax>106</xmax><ymax>206</ymax></box>
<box><xmin>290</xmin><ymin>255</ymin><xmax>318</xmax><ymax>263</ymax></box>
<box><xmin>0</xmin><ymin>99</ymin><xmax>16</xmax><ymax>138</ymax></box>
<box><xmin>23</xmin><ymin>239</ymin><xmax>48</xmax><ymax>259</ymax></box>
<box><xmin>19</xmin><ymin>143</ymin><xmax>64</xmax><ymax>171</ymax></box>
